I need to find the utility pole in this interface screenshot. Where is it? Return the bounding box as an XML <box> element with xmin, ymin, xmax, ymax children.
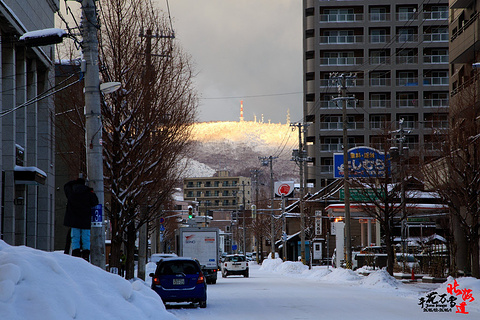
<box><xmin>250</xmin><ymin>169</ymin><xmax>261</xmax><ymax>263</ymax></box>
<box><xmin>241</xmin><ymin>181</ymin><xmax>247</xmax><ymax>254</ymax></box>
<box><xmin>259</xmin><ymin>156</ymin><xmax>278</xmax><ymax>259</ymax></box>
<box><xmin>82</xmin><ymin>0</ymin><xmax>105</xmax><ymax>270</ymax></box>
<box><xmin>331</xmin><ymin>73</ymin><xmax>356</xmax><ymax>269</ymax></box>
<box><xmin>290</xmin><ymin>122</ymin><xmax>309</xmax><ymax>264</ymax></box>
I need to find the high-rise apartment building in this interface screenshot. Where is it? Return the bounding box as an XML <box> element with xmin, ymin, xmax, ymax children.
<box><xmin>303</xmin><ymin>0</ymin><xmax>449</xmax><ymax>188</ymax></box>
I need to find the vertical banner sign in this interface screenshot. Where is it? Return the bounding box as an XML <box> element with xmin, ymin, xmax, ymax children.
<box><xmin>91</xmin><ymin>204</ymin><xmax>103</xmax><ymax>227</ymax></box>
<box><xmin>315</xmin><ymin>211</ymin><xmax>322</xmax><ymax>236</ymax></box>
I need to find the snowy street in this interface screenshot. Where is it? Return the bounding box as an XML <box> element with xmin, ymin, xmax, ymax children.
<box><xmin>166</xmin><ymin>262</ymin><xmax>480</xmax><ymax>320</ymax></box>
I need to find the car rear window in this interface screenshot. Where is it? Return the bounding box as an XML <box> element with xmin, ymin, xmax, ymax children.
<box><xmin>226</xmin><ymin>256</ymin><xmax>246</xmax><ymax>262</ymax></box>
<box><xmin>158</xmin><ymin>261</ymin><xmax>199</xmax><ymax>275</ymax></box>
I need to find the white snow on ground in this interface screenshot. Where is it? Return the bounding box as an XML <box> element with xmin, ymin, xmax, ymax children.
<box><xmin>2</xmin><ymin>241</ymin><xmax>480</xmax><ymax>319</ymax></box>
<box><xmin>0</xmin><ymin>241</ymin><xmax>177</xmax><ymax>320</ymax></box>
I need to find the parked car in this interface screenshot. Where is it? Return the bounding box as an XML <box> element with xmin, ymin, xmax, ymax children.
<box><xmin>150</xmin><ymin>257</ymin><xmax>207</xmax><ymax>308</ymax></box>
<box><xmin>150</xmin><ymin>253</ymin><xmax>178</xmax><ymax>264</ymax></box>
<box><xmin>221</xmin><ymin>254</ymin><xmax>249</xmax><ymax>277</ymax></box>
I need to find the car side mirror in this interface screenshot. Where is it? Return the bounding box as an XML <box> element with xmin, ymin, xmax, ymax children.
<box><xmin>149</xmin><ymin>273</ymin><xmax>155</xmax><ymax>278</ymax></box>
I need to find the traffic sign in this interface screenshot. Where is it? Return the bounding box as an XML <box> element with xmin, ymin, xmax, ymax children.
<box><xmin>91</xmin><ymin>204</ymin><xmax>103</xmax><ymax>227</ymax></box>
<box><xmin>159</xmin><ymin>217</ymin><xmax>165</xmax><ymax>224</ymax></box>
<box><xmin>159</xmin><ymin>224</ymin><xmax>165</xmax><ymax>232</ymax></box>
<box><xmin>232</xmin><ymin>244</ymin><xmax>238</xmax><ymax>251</ymax></box>
<box><xmin>274</xmin><ymin>181</ymin><xmax>294</xmax><ymax>197</ymax></box>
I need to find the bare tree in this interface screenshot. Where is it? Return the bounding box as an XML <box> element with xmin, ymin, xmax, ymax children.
<box><xmin>97</xmin><ymin>0</ymin><xmax>198</xmax><ymax>278</ymax></box>
<box><xmin>423</xmin><ymin>82</ymin><xmax>480</xmax><ymax>278</ymax></box>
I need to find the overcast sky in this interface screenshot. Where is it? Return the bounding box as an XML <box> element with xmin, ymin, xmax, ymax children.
<box><xmin>164</xmin><ymin>0</ymin><xmax>303</xmax><ymax>124</ymax></box>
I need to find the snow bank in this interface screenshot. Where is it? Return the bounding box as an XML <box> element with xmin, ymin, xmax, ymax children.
<box><xmin>274</xmin><ymin>261</ymin><xmax>309</xmax><ymax>275</ymax></box>
<box><xmin>259</xmin><ymin>257</ymin><xmax>283</xmax><ymax>272</ymax></box>
<box><xmin>0</xmin><ymin>241</ymin><xmax>177</xmax><ymax>320</ymax></box>
<box><xmin>321</xmin><ymin>267</ymin><xmax>363</xmax><ymax>283</ymax></box>
<box><xmin>360</xmin><ymin>269</ymin><xmax>401</xmax><ymax>289</ymax></box>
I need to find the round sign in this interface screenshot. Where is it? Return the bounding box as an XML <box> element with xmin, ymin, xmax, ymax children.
<box><xmin>277</xmin><ymin>183</ymin><xmax>292</xmax><ymax>196</ymax></box>
<box><xmin>159</xmin><ymin>217</ymin><xmax>165</xmax><ymax>224</ymax></box>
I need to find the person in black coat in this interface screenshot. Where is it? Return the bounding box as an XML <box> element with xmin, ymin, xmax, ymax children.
<box><xmin>64</xmin><ymin>178</ymin><xmax>99</xmax><ymax>260</ymax></box>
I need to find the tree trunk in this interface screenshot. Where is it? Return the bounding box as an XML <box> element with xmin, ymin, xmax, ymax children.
<box><xmin>471</xmin><ymin>234</ymin><xmax>480</xmax><ymax>278</ymax></box>
<box><xmin>125</xmin><ymin>222</ymin><xmax>136</xmax><ymax>280</ymax></box>
<box><xmin>384</xmin><ymin>224</ymin><xmax>394</xmax><ymax>276</ymax></box>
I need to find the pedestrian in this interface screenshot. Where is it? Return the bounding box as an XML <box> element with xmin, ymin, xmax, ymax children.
<box><xmin>63</xmin><ymin>177</ymin><xmax>99</xmax><ymax>261</ymax></box>
<box><xmin>120</xmin><ymin>250</ymin><xmax>126</xmax><ymax>277</ymax></box>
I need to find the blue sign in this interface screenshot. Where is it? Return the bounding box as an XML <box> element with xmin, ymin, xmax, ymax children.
<box><xmin>334</xmin><ymin>147</ymin><xmax>390</xmax><ymax>178</ymax></box>
<box><xmin>159</xmin><ymin>224</ymin><xmax>165</xmax><ymax>232</ymax></box>
<box><xmin>232</xmin><ymin>244</ymin><xmax>238</xmax><ymax>251</ymax></box>
<box><xmin>91</xmin><ymin>204</ymin><xmax>103</xmax><ymax>227</ymax></box>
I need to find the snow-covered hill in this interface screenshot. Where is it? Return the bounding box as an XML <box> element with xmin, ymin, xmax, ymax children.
<box><xmin>183</xmin><ymin>121</ymin><xmax>299</xmax><ymax>181</ymax></box>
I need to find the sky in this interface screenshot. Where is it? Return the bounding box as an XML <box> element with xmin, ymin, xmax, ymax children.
<box><xmin>57</xmin><ymin>1</ymin><xmax>303</xmax><ymax>124</ymax></box>
<box><xmin>163</xmin><ymin>0</ymin><xmax>303</xmax><ymax>124</ymax></box>
<box><xmin>2</xmin><ymin>240</ymin><xmax>480</xmax><ymax>319</ymax></box>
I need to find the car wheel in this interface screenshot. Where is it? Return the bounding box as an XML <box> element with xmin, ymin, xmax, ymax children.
<box><xmin>211</xmin><ymin>279</ymin><xmax>217</xmax><ymax>284</ymax></box>
<box><xmin>199</xmin><ymin>300</ymin><xmax>207</xmax><ymax>308</ymax></box>
<box><xmin>244</xmin><ymin>271</ymin><xmax>249</xmax><ymax>278</ymax></box>
<box><xmin>222</xmin><ymin>272</ymin><xmax>226</xmax><ymax>278</ymax></box>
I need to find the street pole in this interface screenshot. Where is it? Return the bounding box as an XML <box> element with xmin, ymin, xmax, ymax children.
<box><xmin>260</xmin><ymin>156</ymin><xmax>277</xmax><ymax>259</ymax></box>
<box><xmin>82</xmin><ymin>0</ymin><xmax>105</xmax><ymax>270</ymax></box>
<box><xmin>282</xmin><ymin>195</ymin><xmax>286</xmax><ymax>261</ymax></box>
<box><xmin>242</xmin><ymin>181</ymin><xmax>246</xmax><ymax>254</ymax></box>
<box><xmin>331</xmin><ymin>73</ymin><xmax>356</xmax><ymax>269</ymax></box>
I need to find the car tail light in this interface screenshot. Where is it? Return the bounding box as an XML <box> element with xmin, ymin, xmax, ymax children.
<box><xmin>152</xmin><ymin>277</ymin><xmax>161</xmax><ymax>285</ymax></box>
<box><xmin>213</xmin><ymin>269</ymin><xmax>217</xmax><ymax>272</ymax></box>
<box><xmin>246</xmin><ymin>262</ymin><xmax>248</xmax><ymax>266</ymax></box>
<box><xmin>224</xmin><ymin>263</ymin><xmax>227</xmax><ymax>267</ymax></box>
<box><xmin>197</xmin><ymin>272</ymin><xmax>205</xmax><ymax>284</ymax></box>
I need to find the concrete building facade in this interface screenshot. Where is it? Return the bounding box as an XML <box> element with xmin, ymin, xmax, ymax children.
<box><xmin>0</xmin><ymin>0</ymin><xmax>58</xmax><ymax>250</ymax></box>
<box><xmin>183</xmin><ymin>170</ymin><xmax>252</xmax><ymax>216</ymax></box>
<box><xmin>303</xmin><ymin>0</ymin><xmax>450</xmax><ymax>188</ymax></box>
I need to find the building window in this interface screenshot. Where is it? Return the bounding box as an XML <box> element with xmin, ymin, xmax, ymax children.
<box><xmin>187</xmin><ymin>181</ymin><xmax>193</xmax><ymax>188</ymax></box>
<box><xmin>196</xmin><ymin>191</ymin><xmax>201</xmax><ymax>197</ymax></box>
<box><xmin>187</xmin><ymin>191</ymin><xmax>193</xmax><ymax>197</ymax></box>
<box><xmin>196</xmin><ymin>182</ymin><xmax>202</xmax><ymax>187</ymax></box>
<box><xmin>223</xmin><ymin>200</ymin><xmax>229</xmax><ymax>206</ymax></box>
<box><xmin>223</xmin><ymin>190</ymin><xmax>229</xmax><ymax>196</ymax></box>
<box><xmin>205</xmin><ymin>181</ymin><xmax>211</xmax><ymax>187</ymax></box>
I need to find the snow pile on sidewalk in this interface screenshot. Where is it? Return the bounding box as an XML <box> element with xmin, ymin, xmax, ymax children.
<box><xmin>360</xmin><ymin>269</ymin><xmax>401</xmax><ymax>289</ymax></box>
<box><xmin>0</xmin><ymin>241</ymin><xmax>177</xmax><ymax>320</ymax></box>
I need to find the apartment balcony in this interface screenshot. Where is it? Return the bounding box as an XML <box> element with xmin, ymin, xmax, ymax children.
<box><xmin>423</xmin><ymin>120</ymin><xmax>449</xmax><ymax>130</ymax></box>
<box><xmin>321</xmin><ymin>144</ymin><xmax>356</xmax><ymax>152</ymax></box>
<box><xmin>370</xmin><ymin>121</ymin><xmax>389</xmax><ymax>129</ymax></box>
<box><xmin>369</xmin><ymin>35</ymin><xmax>391</xmax><ymax>44</ymax></box>
<box><xmin>423</xmin><ymin>77</ymin><xmax>449</xmax><ymax>86</ymax></box>
<box><xmin>320</xmin><ymin>13</ymin><xmax>364</xmax><ymax>23</ymax></box>
<box><xmin>423</xmin><ymin>33</ymin><xmax>448</xmax><ymax>42</ymax></box>
<box><xmin>320</xmin><ymin>165</ymin><xmax>334</xmax><ymax>174</ymax></box>
<box><xmin>396</xmin><ymin>12</ymin><xmax>418</xmax><ymax>21</ymax></box>
<box><xmin>369</xmin><ymin>100</ymin><xmax>391</xmax><ymax>108</ymax></box>
<box><xmin>369</xmin><ymin>13</ymin><xmax>390</xmax><ymax>22</ymax></box>
<box><xmin>318</xmin><ymin>100</ymin><xmax>362</xmax><ymax>109</ymax></box>
<box><xmin>423</xmin><ymin>98</ymin><xmax>449</xmax><ymax>108</ymax></box>
<box><xmin>423</xmin><ymin>55</ymin><xmax>448</xmax><ymax>64</ymax></box>
<box><xmin>396</xmin><ymin>99</ymin><xmax>417</xmax><ymax>108</ymax></box>
<box><xmin>396</xmin><ymin>78</ymin><xmax>418</xmax><ymax>86</ymax></box>
<box><xmin>319</xmin><ymin>57</ymin><xmax>363</xmax><ymax>66</ymax></box>
<box><xmin>319</xmin><ymin>78</ymin><xmax>364</xmax><ymax>87</ymax></box>
<box><xmin>424</xmin><ymin>142</ymin><xmax>443</xmax><ymax>152</ymax></box>
<box><xmin>369</xmin><ymin>78</ymin><xmax>391</xmax><ymax>87</ymax></box>
<box><xmin>319</xmin><ymin>35</ymin><xmax>363</xmax><ymax>44</ymax></box>
<box><xmin>319</xmin><ymin>122</ymin><xmax>364</xmax><ymax>130</ymax></box>
<box><xmin>369</xmin><ymin>56</ymin><xmax>390</xmax><ymax>65</ymax></box>
<box><xmin>423</xmin><ymin>11</ymin><xmax>448</xmax><ymax>20</ymax></box>
<box><xmin>396</xmin><ymin>34</ymin><xmax>418</xmax><ymax>43</ymax></box>
<box><xmin>396</xmin><ymin>56</ymin><xmax>418</xmax><ymax>64</ymax></box>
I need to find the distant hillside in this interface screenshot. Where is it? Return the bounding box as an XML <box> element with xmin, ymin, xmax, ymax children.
<box><xmin>184</xmin><ymin>121</ymin><xmax>299</xmax><ymax>181</ymax></box>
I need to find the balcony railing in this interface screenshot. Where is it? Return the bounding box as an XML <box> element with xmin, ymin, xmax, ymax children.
<box><xmin>423</xmin><ymin>55</ymin><xmax>448</xmax><ymax>64</ymax></box>
<box><xmin>423</xmin><ymin>120</ymin><xmax>449</xmax><ymax>129</ymax></box>
<box><xmin>423</xmin><ymin>77</ymin><xmax>449</xmax><ymax>86</ymax></box>
<box><xmin>319</xmin><ymin>35</ymin><xmax>363</xmax><ymax>44</ymax></box>
<box><xmin>423</xmin><ymin>11</ymin><xmax>448</xmax><ymax>20</ymax></box>
<box><xmin>319</xmin><ymin>78</ymin><xmax>364</xmax><ymax>87</ymax></box>
<box><xmin>319</xmin><ymin>57</ymin><xmax>363</xmax><ymax>65</ymax></box>
<box><xmin>397</xmin><ymin>78</ymin><xmax>419</xmax><ymax>86</ymax></box>
<box><xmin>397</xmin><ymin>12</ymin><xmax>417</xmax><ymax>21</ymax></box>
<box><xmin>319</xmin><ymin>100</ymin><xmax>359</xmax><ymax>109</ymax></box>
<box><xmin>320</xmin><ymin>165</ymin><xmax>334</xmax><ymax>173</ymax></box>
<box><xmin>370</xmin><ymin>121</ymin><xmax>389</xmax><ymax>129</ymax></box>
<box><xmin>369</xmin><ymin>78</ymin><xmax>391</xmax><ymax>86</ymax></box>
<box><xmin>321</xmin><ymin>143</ymin><xmax>356</xmax><ymax>152</ymax></box>
<box><xmin>424</xmin><ymin>142</ymin><xmax>444</xmax><ymax>151</ymax></box>
<box><xmin>320</xmin><ymin>122</ymin><xmax>364</xmax><ymax>130</ymax></box>
<box><xmin>320</xmin><ymin>13</ymin><xmax>364</xmax><ymax>22</ymax></box>
<box><xmin>369</xmin><ymin>13</ymin><xmax>390</xmax><ymax>22</ymax></box>
<box><xmin>396</xmin><ymin>34</ymin><xmax>418</xmax><ymax>43</ymax></box>
<box><xmin>423</xmin><ymin>33</ymin><xmax>449</xmax><ymax>42</ymax></box>
<box><xmin>424</xmin><ymin>98</ymin><xmax>449</xmax><ymax>108</ymax></box>
<box><xmin>369</xmin><ymin>35</ymin><xmax>390</xmax><ymax>43</ymax></box>
<box><xmin>396</xmin><ymin>56</ymin><xmax>418</xmax><ymax>64</ymax></box>
<box><xmin>369</xmin><ymin>56</ymin><xmax>390</xmax><ymax>65</ymax></box>
<box><xmin>369</xmin><ymin>100</ymin><xmax>391</xmax><ymax>108</ymax></box>
<box><xmin>396</xmin><ymin>99</ymin><xmax>418</xmax><ymax>108</ymax></box>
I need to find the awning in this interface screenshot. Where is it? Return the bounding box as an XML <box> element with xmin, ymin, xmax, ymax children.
<box><xmin>14</xmin><ymin>165</ymin><xmax>47</xmax><ymax>185</ymax></box>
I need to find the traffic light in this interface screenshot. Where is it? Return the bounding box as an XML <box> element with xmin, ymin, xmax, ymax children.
<box><xmin>188</xmin><ymin>206</ymin><xmax>194</xmax><ymax>219</ymax></box>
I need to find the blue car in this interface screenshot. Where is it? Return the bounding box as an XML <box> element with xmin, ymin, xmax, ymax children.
<box><xmin>150</xmin><ymin>258</ymin><xmax>207</xmax><ymax>308</ymax></box>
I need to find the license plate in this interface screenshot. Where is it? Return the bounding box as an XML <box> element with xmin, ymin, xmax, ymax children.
<box><xmin>173</xmin><ymin>278</ymin><xmax>185</xmax><ymax>285</ymax></box>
